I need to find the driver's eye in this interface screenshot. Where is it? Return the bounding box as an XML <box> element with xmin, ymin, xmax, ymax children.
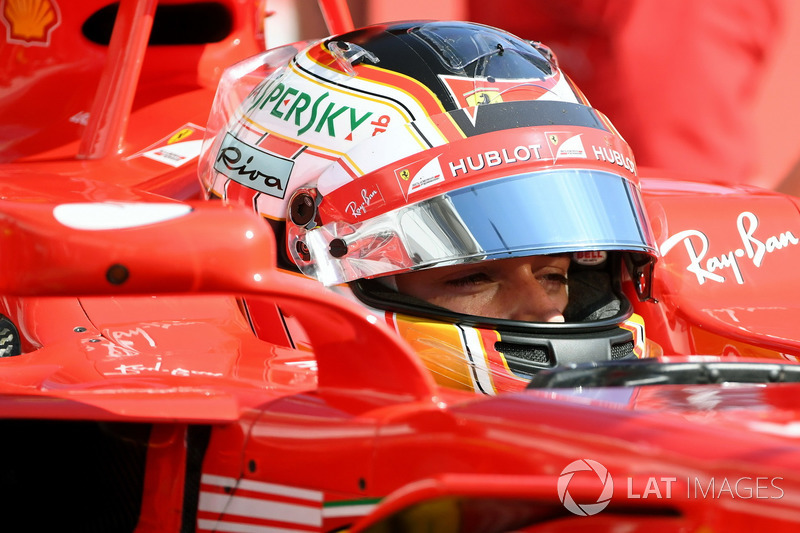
<box><xmin>445</xmin><ymin>272</ymin><xmax>491</xmax><ymax>287</ymax></box>
<box><xmin>539</xmin><ymin>273</ymin><xmax>568</xmax><ymax>293</ymax></box>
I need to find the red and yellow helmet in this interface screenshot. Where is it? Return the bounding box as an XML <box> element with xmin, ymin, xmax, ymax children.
<box><xmin>200</xmin><ymin>21</ymin><xmax>660</xmax><ymax>393</ymax></box>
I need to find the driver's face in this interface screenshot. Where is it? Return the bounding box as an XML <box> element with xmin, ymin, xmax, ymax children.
<box><xmin>394</xmin><ymin>255</ymin><xmax>570</xmax><ymax>322</ymax></box>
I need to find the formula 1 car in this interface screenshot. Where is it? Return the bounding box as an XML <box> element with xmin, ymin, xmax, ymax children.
<box><xmin>3</xmin><ymin>0</ymin><xmax>800</xmax><ymax>532</ymax></box>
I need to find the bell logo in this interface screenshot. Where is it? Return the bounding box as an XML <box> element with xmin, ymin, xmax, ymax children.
<box><xmin>558</xmin><ymin>459</ymin><xmax>614</xmax><ymax>516</ymax></box>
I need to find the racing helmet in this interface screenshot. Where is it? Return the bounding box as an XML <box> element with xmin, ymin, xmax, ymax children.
<box><xmin>199</xmin><ymin>21</ymin><xmax>659</xmax><ymax>394</ymax></box>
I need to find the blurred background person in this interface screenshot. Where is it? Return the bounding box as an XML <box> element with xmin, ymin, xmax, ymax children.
<box><xmin>465</xmin><ymin>0</ymin><xmax>786</xmax><ymax>185</ymax></box>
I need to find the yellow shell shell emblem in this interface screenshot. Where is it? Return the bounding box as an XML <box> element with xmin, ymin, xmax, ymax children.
<box><xmin>2</xmin><ymin>0</ymin><xmax>61</xmax><ymax>46</ymax></box>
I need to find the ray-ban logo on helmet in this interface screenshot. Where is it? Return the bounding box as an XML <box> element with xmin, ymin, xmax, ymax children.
<box><xmin>214</xmin><ymin>133</ymin><xmax>293</xmax><ymax>199</ymax></box>
<box><xmin>558</xmin><ymin>459</ymin><xmax>614</xmax><ymax>516</ymax></box>
<box><xmin>345</xmin><ymin>187</ymin><xmax>384</xmax><ymax>218</ymax></box>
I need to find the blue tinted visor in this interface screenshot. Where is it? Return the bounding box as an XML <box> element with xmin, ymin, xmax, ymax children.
<box><xmin>296</xmin><ymin>169</ymin><xmax>657</xmax><ymax>285</ymax></box>
<box><xmin>446</xmin><ymin>169</ymin><xmax>653</xmax><ymax>254</ymax></box>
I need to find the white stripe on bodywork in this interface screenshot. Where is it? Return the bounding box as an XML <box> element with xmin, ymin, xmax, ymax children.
<box><xmin>199</xmin><ymin>492</ymin><xmax>321</xmax><ymax>527</ymax></box>
<box><xmin>202</xmin><ymin>474</ymin><xmax>323</xmax><ymax>501</ymax></box>
<box><xmin>197</xmin><ymin>518</ymin><xmax>309</xmax><ymax>533</ymax></box>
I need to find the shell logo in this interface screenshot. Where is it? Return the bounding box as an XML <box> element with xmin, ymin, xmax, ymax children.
<box><xmin>2</xmin><ymin>0</ymin><xmax>61</xmax><ymax>47</ymax></box>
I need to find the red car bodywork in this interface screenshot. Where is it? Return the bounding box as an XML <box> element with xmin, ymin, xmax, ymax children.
<box><xmin>2</xmin><ymin>1</ymin><xmax>800</xmax><ymax>531</ymax></box>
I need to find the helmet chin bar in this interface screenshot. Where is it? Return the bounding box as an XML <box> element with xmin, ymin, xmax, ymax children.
<box><xmin>497</xmin><ymin>327</ymin><xmax>638</xmax><ymax>378</ymax></box>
